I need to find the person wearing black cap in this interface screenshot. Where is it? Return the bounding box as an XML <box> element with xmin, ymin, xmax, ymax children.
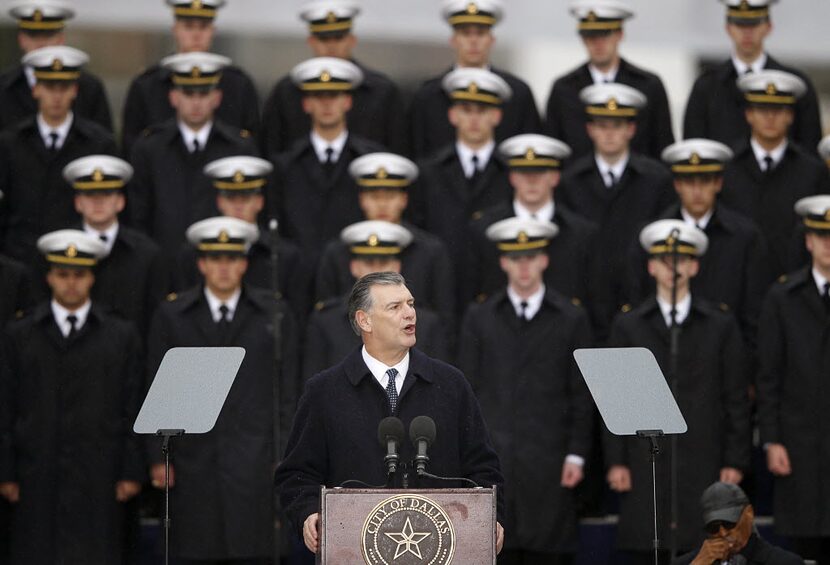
<box><xmin>120</xmin><ymin>0</ymin><xmax>259</xmax><ymax>157</ymax></box>
<box><xmin>544</xmin><ymin>0</ymin><xmax>674</xmax><ymax>161</ymax></box>
<box><xmin>683</xmin><ymin>0</ymin><xmax>822</xmax><ymax>154</ymax></box>
<box><xmin>305</xmin><ymin>220</ymin><xmax>449</xmax><ymax>378</ymax></box>
<box><xmin>467</xmin><ymin>133</ymin><xmax>600</xmax><ymax>315</ymax></box>
<box><xmin>275</xmin><ymin>270</ymin><xmax>504</xmax><ymax>557</ymax></box>
<box><xmin>409</xmin><ymin>67</ymin><xmax>513</xmax><ymax>310</ymax></box>
<box><xmin>720</xmin><ymin>70</ymin><xmax>830</xmax><ymax>282</ymax></box>
<box><xmin>269</xmin><ymin>57</ymin><xmax>384</xmax><ymax>284</ymax></box>
<box><xmin>756</xmin><ymin>195</ymin><xmax>830</xmax><ymax>565</ymax></box>
<box><xmin>53</xmin><ymin>154</ymin><xmax>167</xmax><ymax>337</ymax></box>
<box><xmin>408</xmin><ymin>0</ymin><xmax>541</xmax><ymax>159</ymax></box>
<box><xmin>457</xmin><ymin>217</ymin><xmax>593</xmax><ymax>565</ymax></box>
<box><xmin>606</xmin><ymin>220</ymin><xmax>751</xmax><ymax>565</ymax></box>
<box><xmin>314</xmin><ymin>152</ymin><xmax>456</xmax><ymax>326</ymax></box>
<box><xmin>171</xmin><ymin>155</ymin><xmax>309</xmax><ymax>323</ymax></box>
<box><xmin>260</xmin><ymin>0</ymin><xmax>405</xmax><ymax>155</ymax></box>
<box><xmin>0</xmin><ymin>45</ymin><xmax>117</xmax><ymax>267</ymax></box>
<box><xmin>672</xmin><ymin>482</ymin><xmax>803</xmax><ymax>565</ymax></box>
<box><xmin>557</xmin><ymin>83</ymin><xmax>675</xmax><ymax>340</ymax></box>
<box><xmin>0</xmin><ymin>0</ymin><xmax>112</xmax><ymax>132</ymax></box>
<box><xmin>0</xmin><ymin>229</ymin><xmax>144</xmax><ymax>564</ymax></box>
<box><xmin>147</xmin><ymin>216</ymin><xmax>299</xmax><ymax>563</ymax></box>
<box><xmin>127</xmin><ymin>51</ymin><xmax>258</xmax><ymax>268</ymax></box>
<box><xmin>627</xmin><ymin>139</ymin><xmax>768</xmax><ymax>351</ymax></box>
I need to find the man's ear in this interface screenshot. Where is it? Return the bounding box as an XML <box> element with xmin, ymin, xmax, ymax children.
<box><xmin>355</xmin><ymin>309</ymin><xmax>371</xmax><ymax>333</ymax></box>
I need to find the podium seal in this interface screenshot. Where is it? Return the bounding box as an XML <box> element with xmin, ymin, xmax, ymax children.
<box><xmin>361</xmin><ymin>493</ymin><xmax>456</xmax><ymax>564</ymax></box>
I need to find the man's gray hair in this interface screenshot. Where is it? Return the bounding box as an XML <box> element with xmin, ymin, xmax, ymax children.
<box><xmin>348</xmin><ymin>271</ymin><xmax>407</xmax><ymax>336</ymax></box>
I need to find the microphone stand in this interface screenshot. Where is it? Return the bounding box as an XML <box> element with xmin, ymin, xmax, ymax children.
<box><xmin>668</xmin><ymin>228</ymin><xmax>681</xmax><ymax>559</ymax></box>
<box><xmin>268</xmin><ymin>219</ymin><xmax>285</xmax><ymax>565</ymax></box>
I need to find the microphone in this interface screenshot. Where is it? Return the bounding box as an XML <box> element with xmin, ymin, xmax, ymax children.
<box><xmin>377</xmin><ymin>417</ymin><xmax>405</xmax><ymax>477</ymax></box>
<box><xmin>409</xmin><ymin>416</ymin><xmax>436</xmax><ymax>475</ymax></box>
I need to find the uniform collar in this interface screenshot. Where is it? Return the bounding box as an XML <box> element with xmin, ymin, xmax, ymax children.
<box><xmin>178</xmin><ymin>120</ymin><xmax>212</xmax><ymax>152</ymax></box>
<box><xmin>680</xmin><ymin>207</ymin><xmax>714</xmax><ymax>230</ymax></box>
<box><xmin>83</xmin><ymin>221</ymin><xmax>119</xmax><ymax>255</ymax></box>
<box><xmin>507</xmin><ymin>283</ymin><xmax>546</xmax><ymax>321</ymax></box>
<box><xmin>51</xmin><ymin>298</ymin><xmax>92</xmax><ymax>337</ymax></box>
<box><xmin>513</xmin><ymin>199</ymin><xmax>554</xmax><ymax>222</ymax></box>
<box><xmin>595</xmin><ymin>152</ymin><xmax>629</xmax><ymax>187</ymax></box>
<box><xmin>656</xmin><ymin>292</ymin><xmax>691</xmax><ymax>327</ymax></box>
<box><xmin>203</xmin><ymin>286</ymin><xmax>242</xmax><ymax>322</ymax></box>
<box><xmin>37</xmin><ymin>111</ymin><xmax>73</xmax><ymax>150</ymax></box>
<box><xmin>456</xmin><ymin>139</ymin><xmax>495</xmax><ymax>179</ymax></box>
<box><xmin>588</xmin><ymin>62</ymin><xmax>619</xmax><ymax>84</ymax></box>
<box><xmin>750</xmin><ymin>137</ymin><xmax>787</xmax><ymax>169</ymax></box>
<box><xmin>812</xmin><ymin>267</ymin><xmax>829</xmax><ymax>297</ymax></box>
<box><xmin>731</xmin><ymin>52</ymin><xmax>767</xmax><ymax>76</ymax></box>
<box><xmin>310</xmin><ymin>129</ymin><xmax>348</xmax><ymax>163</ymax></box>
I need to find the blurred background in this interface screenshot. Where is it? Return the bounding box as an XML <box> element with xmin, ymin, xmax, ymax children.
<box><xmin>1</xmin><ymin>0</ymin><xmax>829</xmax><ymax>140</ymax></box>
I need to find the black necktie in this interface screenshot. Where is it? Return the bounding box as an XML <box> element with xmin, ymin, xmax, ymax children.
<box><xmin>385</xmin><ymin>368</ymin><xmax>399</xmax><ymax>414</ymax></box>
<box><xmin>48</xmin><ymin>131</ymin><xmax>59</xmax><ymax>152</ymax></box>
<box><xmin>66</xmin><ymin>314</ymin><xmax>78</xmax><ymax>339</ymax></box>
<box><xmin>192</xmin><ymin>138</ymin><xmax>201</xmax><ymax>153</ymax></box>
<box><xmin>99</xmin><ymin>233</ymin><xmax>108</xmax><ymax>244</ymax></box>
<box><xmin>519</xmin><ymin>301</ymin><xmax>529</xmax><ymax>321</ymax></box>
<box><xmin>323</xmin><ymin>147</ymin><xmax>335</xmax><ymax>176</ymax></box>
<box><xmin>607</xmin><ymin>170</ymin><xmax>617</xmax><ymax>188</ymax></box>
<box><xmin>763</xmin><ymin>155</ymin><xmax>774</xmax><ymax>173</ymax></box>
<box><xmin>469</xmin><ymin>154</ymin><xmax>481</xmax><ymax>185</ymax></box>
<box><xmin>217</xmin><ymin>304</ymin><xmax>230</xmax><ymax>340</ymax></box>
<box><xmin>822</xmin><ymin>282</ymin><xmax>830</xmax><ymax>315</ymax></box>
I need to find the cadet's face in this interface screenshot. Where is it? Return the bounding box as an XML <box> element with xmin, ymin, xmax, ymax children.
<box><xmin>509</xmin><ymin>170</ymin><xmax>558</xmax><ymax>207</ymax></box>
<box><xmin>725</xmin><ymin>21</ymin><xmax>770</xmax><ymax>60</ymax></box>
<box><xmin>581</xmin><ymin>30</ymin><xmax>622</xmax><ymax>68</ymax></box>
<box><xmin>33</xmin><ymin>81</ymin><xmax>77</xmax><ymax>121</ymax></box>
<box><xmin>647</xmin><ymin>255</ymin><xmax>699</xmax><ymax>291</ymax></box>
<box><xmin>47</xmin><ymin>267</ymin><xmax>95</xmax><ymax>309</ymax></box>
<box><xmin>302</xmin><ymin>92</ymin><xmax>352</xmax><ymax>129</ymax></box>
<box><xmin>216</xmin><ymin>193</ymin><xmax>264</xmax><ymax>224</ymax></box>
<box><xmin>448</xmin><ymin>102</ymin><xmax>502</xmax><ymax>145</ymax></box>
<box><xmin>359</xmin><ymin>283</ymin><xmax>417</xmax><ymax>350</ymax></box>
<box><xmin>500</xmin><ymin>253</ymin><xmax>549</xmax><ymax>291</ymax></box>
<box><xmin>586</xmin><ymin>118</ymin><xmax>635</xmax><ymax>156</ymax></box>
<box><xmin>172</xmin><ymin>18</ymin><xmax>215</xmax><ymax>52</ymax></box>
<box><xmin>674</xmin><ymin>175</ymin><xmax>722</xmax><ymax>218</ymax></box>
<box><xmin>170</xmin><ymin>88</ymin><xmax>222</xmax><ymax>129</ymax></box>
<box><xmin>349</xmin><ymin>257</ymin><xmax>402</xmax><ymax>280</ymax></box>
<box><xmin>744</xmin><ymin>106</ymin><xmax>793</xmax><ymax>144</ymax></box>
<box><xmin>198</xmin><ymin>255</ymin><xmax>247</xmax><ymax>294</ymax></box>
<box><xmin>307</xmin><ymin>33</ymin><xmax>356</xmax><ymax>59</ymax></box>
<box><xmin>358</xmin><ymin>190</ymin><xmax>408</xmax><ymax>222</ymax></box>
<box><xmin>806</xmin><ymin>232</ymin><xmax>830</xmax><ymax>272</ymax></box>
<box><xmin>17</xmin><ymin>30</ymin><xmax>64</xmax><ymax>53</ymax></box>
<box><xmin>74</xmin><ymin>192</ymin><xmax>125</xmax><ymax>226</ymax></box>
<box><xmin>450</xmin><ymin>25</ymin><xmax>494</xmax><ymax>67</ymax></box>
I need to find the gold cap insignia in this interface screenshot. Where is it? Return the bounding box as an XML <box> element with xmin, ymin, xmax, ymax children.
<box><xmin>66</xmin><ymin>244</ymin><xmax>78</xmax><ymax>258</ymax></box>
<box><xmin>376</xmin><ymin>167</ymin><xmax>388</xmax><ymax>179</ymax></box>
<box><xmin>191</xmin><ymin>66</ymin><xmax>202</xmax><ymax>78</ymax></box>
<box><xmin>766</xmin><ymin>82</ymin><xmax>777</xmax><ymax>95</ymax></box>
<box><xmin>233</xmin><ymin>170</ymin><xmax>245</xmax><ymax>183</ymax></box>
<box><xmin>218</xmin><ymin>229</ymin><xmax>229</xmax><ymax>243</ymax></box>
<box><xmin>193</xmin><ymin>0</ymin><xmax>203</xmax><ymax>8</ymax></box>
<box><xmin>587</xmin><ymin>10</ymin><xmax>597</xmax><ymax>21</ymax></box>
<box><xmin>33</xmin><ymin>9</ymin><xmax>43</xmax><ymax>21</ymax></box>
<box><xmin>92</xmin><ymin>168</ymin><xmax>104</xmax><ymax>182</ymax></box>
<box><xmin>320</xmin><ymin>70</ymin><xmax>331</xmax><ymax>83</ymax></box>
<box><xmin>468</xmin><ymin>82</ymin><xmax>479</xmax><ymax>94</ymax></box>
<box><xmin>52</xmin><ymin>59</ymin><xmax>63</xmax><ymax>71</ymax></box>
<box><xmin>690</xmin><ymin>152</ymin><xmax>701</xmax><ymax>165</ymax></box>
<box><xmin>326</xmin><ymin>10</ymin><xmax>337</xmax><ymax>23</ymax></box>
<box><xmin>466</xmin><ymin>2</ymin><xmax>479</xmax><ymax>15</ymax></box>
<box><xmin>368</xmin><ymin>234</ymin><xmax>379</xmax><ymax>247</ymax></box>
<box><xmin>517</xmin><ymin>231</ymin><xmax>529</xmax><ymax>244</ymax></box>
<box><xmin>525</xmin><ymin>148</ymin><xmax>536</xmax><ymax>160</ymax></box>
<box><xmin>607</xmin><ymin>97</ymin><xmax>618</xmax><ymax>111</ymax></box>
<box><xmin>740</xmin><ymin>0</ymin><xmax>750</xmax><ymax>10</ymax></box>
<box><xmin>665</xmin><ymin>233</ymin><xmax>677</xmax><ymax>246</ymax></box>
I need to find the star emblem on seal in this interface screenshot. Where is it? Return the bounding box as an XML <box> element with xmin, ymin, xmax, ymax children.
<box><xmin>384</xmin><ymin>517</ymin><xmax>431</xmax><ymax>560</ymax></box>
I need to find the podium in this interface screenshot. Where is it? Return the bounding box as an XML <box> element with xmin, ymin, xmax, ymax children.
<box><xmin>318</xmin><ymin>487</ymin><xmax>497</xmax><ymax>564</ymax></box>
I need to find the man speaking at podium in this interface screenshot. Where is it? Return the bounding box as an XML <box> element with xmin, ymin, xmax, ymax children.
<box><xmin>275</xmin><ymin>271</ymin><xmax>505</xmax><ymax>555</ymax></box>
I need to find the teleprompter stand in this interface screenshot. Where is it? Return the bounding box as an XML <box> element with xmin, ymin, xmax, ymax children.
<box><xmin>574</xmin><ymin>347</ymin><xmax>687</xmax><ymax>565</ymax></box>
<box><xmin>134</xmin><ymin>347</ymin><xmax>246</xmax><ymax>565</ymax></box>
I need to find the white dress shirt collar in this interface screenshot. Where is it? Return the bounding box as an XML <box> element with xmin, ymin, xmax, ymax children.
<box><xmin>456</xmin><ymin>140</ymin><xmax>496</xmax><ymax>179</ymax></box>
<box><xmin>204</xmin><ymin>286</ymin><xmax>242</xmax><ymax>323</ymax></box>
<box><xmin>812</xmin><ymin>268</ymin><xmax>829</xmax><ymax>298</ymax></box>
<box><xmin>750</xmin><ymin>137</ymin><xmax>787</xmax><ymax>170</ymax></box>
<box><xmin>37</xmin><ymin>111</ymin><xmax>73</xmax><ymax>151</ymax></box>
<box><xmin>51</xmin><ymin>299</ymin><xmax>92</xmax><ymax>337</ymax></box>
<box><xmin>513</xmin><ymin>199</ymin><xmax>555</xmax><ymax>222</ymax></box>
<box><xmin>588</xmin><ymin>63</ymin><xmax>619</xmax><ymax>84</ymax></box>
<box><xmin>310</xmin><ymin>129</ymin><xmax>348</xmax><ymax>164</ymax></box>
<box><xmin>656</xmin><ymin>293</ymin><xmax>692</xmax><ymax>328</ymax></box>
<box><xmin>595</xmin><ymin>153</ymin><xmax>629</xmax><ymax>188</ymax></box>
<box><xmin>362</xmin><ymin>346</ymin><xmax>409</xmax><ymax>394</ymax></box>
<box><xmin>681</xmin><ymin>207</ymin><xmax>714</xmax><ymax>231</ymax></box>
<box><xmin>731</xmin><ymin>52</ymin><xmax>767</xmax><ymax>76</ymax></box>
<box><xmin>83</xmin><ymin>221</ymin><xmax>119</xmax><ymax>255</ymax></box>
<box><xmin>178</xmin><ymin>120</ymin><xmax>212</xmax><ymax>153</ymax></box>
<box><xmin>507</xmin><ymin>284</ymin><xmax>546</xmax><ymax>321</ymax></box>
